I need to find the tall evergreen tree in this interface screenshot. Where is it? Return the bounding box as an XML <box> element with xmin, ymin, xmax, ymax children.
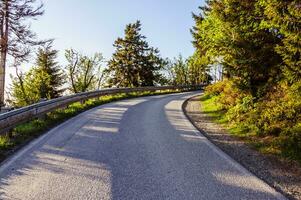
<box><xmin>36</xmin><ymin>42</ymin><xmax>64</xmax><ymax>99</ymax></box>
<box><xmin>107</xmin><ymin>21</ymin><xmax>164</xmax><ymax>87</ymax></box>
<box><xmin>263</xmin><ymin>0</ymin><xmax>301</xmax><ymax>83</ymax></box>
<box><xmin>190</xmin><ymin>0</ymin><xmax>301</xmax><ymax>160</ymax></box>
<box><xmin>10</xmin><ymin>42</ymin><xmax>64</xmax><ymax>107</ymax></box>
<box><xmin>192</xmin><ymin>0</ymin><xmax>282</xmax><ymax>96</ymax></box>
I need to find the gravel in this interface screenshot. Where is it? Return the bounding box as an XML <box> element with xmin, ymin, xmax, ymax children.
<box><xmin>183</xmin><ymin>95</ymin><xmax>301</xmax><ymax>200</ymax></box>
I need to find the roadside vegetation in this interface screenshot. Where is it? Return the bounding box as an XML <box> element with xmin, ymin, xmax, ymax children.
<box><xmin>191</xmin><ymin>0</ymin><xmax>301</xmax><ymax>163</ymax></box>
<box><xmin>201</xmin><ymin>83</ymin><xmax>300</xmax><ymax>163</ymax></box>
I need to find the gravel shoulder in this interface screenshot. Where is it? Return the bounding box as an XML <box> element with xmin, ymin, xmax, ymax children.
<box><xmin>183</xmin><ymin>95</ymin><xmax>301</xmax><ymax>200</ymax></box>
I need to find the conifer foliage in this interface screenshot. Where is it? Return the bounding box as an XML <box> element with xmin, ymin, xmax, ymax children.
<box><xmin>107</xmin><ymin>21</ymin><xmax>165</xmax><ymax>87</ymax></box>
<box><xmin>192</xmin><ymin>0</ymin><xmax>282</xmax><ymax>96</ymax></box>
<box><xmin>192</xmin><ymin>0</ymin><xmax>301</xmax><ymax>161</ymax></box>
<box><xmin>36</xmin><ymin>42</ymin><xmax>65</xmax><ymax>99</ymax></box>
<box><xmin>263</xmin><ymin>0</ymin><xmax>301</xmax><ymax>83</ymax></box>
<box><xmin>10</xmin><ymin>43</ymin><xmax>64</xmax><ymax>107</ymax></box>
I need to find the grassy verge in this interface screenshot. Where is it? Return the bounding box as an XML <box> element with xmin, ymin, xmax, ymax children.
<box><xmin>0</xmin><ymin>90</ymin><xmax>183</xmax><ymax>162</ymax></box>
<box><xmin>200</xmin><ymin>94</ymin><xmax>284</xmax><ymax>159</ymax></box>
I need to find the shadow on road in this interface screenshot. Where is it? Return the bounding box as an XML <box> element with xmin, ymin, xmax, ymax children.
<box><xmin>0</xmin><ymin>93</ymin><xmax>283</xmax><ymax>200</ymax></box>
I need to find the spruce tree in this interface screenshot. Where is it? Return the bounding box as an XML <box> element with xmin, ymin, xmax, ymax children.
<box><xmin>36</xmin><ymin>42</ymin><xmax>64</xmax><ymax>99</ymax></box>
<box><xmin>10</xmin><ymin>43</ymin><xmax>64</xmax><ymax>106</ymax></box>
<box><xmin>263</xmin><ymin>0</ymin><xmax>301</xmax><ymax>83</ymax></box>
<box><xmin>107</xmin><ymin>21</ymin><xmax>164</xmax><ymax>87</ymax></box>
<box><xmin>192</xmin><ymin>0</ymin><xmax>282</xmax><ymax>96</ymax></box>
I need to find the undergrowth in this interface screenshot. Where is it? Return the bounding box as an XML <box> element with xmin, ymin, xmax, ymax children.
<box><xmin>201</xmin><ymin>80</ymin><xmax>301</xmax><ymax>163</ymax></box>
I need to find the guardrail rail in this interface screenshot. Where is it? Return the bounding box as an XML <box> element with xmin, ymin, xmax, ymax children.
<box><xmin>0</xmin><ymin>85</ymin><xmax>204</xmax><ymax>135</ymax></box>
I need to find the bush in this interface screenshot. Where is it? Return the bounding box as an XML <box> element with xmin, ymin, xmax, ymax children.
<box><xmin>205</xmin><ymin>80</ymin><xmax>228</xmax><ymax>96</ymax></box>
<box><xmin>279</xmin><ymin>124</ymin><xmax>301</xmax><ymax>162</ymax></box>
<box><xmin>204</xmin><ymin>80</ymin><xmax>301</xmax><ymax>162</ymax></box>
<box><xmin>206</xmin><ymin>79</ymin><xmax>248</xmax><ymax>109</ymax></box>
<box><xmin>255</xmin><ymin>83</ymin><xmax>301</xmax><ymax>136</ymax></box>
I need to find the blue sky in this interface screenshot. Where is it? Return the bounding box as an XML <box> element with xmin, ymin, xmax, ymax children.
<box><xmin>6</xmin><ymin>0</ymin><xmax>204</xmax><ymax>87</ymax></box>
<box><xmin>31</xmin><ymin>0</ymin><xmax>203</xmax><ymax>61</ymax></box>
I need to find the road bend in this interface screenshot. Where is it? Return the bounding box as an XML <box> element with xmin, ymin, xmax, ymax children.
<box><xmin>0</xmin><ymin>92</ymin><xmax>285</xmax><ymax>200</ymax></box>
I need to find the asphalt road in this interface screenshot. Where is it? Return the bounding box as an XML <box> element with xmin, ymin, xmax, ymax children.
<box><xmin>0</xmin><ymin>92</ymin><xmax>286</xmax><ymax>200</ymax></box>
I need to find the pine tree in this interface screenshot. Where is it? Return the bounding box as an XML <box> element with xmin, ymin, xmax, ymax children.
<box><xmin>107</xmin><ymin>21</ymin><xmax>164</xmax><ymax>87</ymax></box>
<box><xmin>192</xmin><ymin>0</ymin><xmax>282</xmax><ymax>96</ymax></box>
<box><xmin>263</xmin><ymin>0</ymin><xmax>301</xmax><ymax>83</ymax></box>
<box><xmin>36</xmin><ymin>42</ymin><xmax>65</xmax><ymax>99</ymax></box>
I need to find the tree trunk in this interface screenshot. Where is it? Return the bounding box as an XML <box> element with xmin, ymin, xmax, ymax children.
<box><xmin>0</xmin><ymin>0</ymin><xmax>9</xmax><ymax>107</ymax></box>
<box><xmin>0</xmin><ymin>53</ymin><xmax>5</xmax><ymax>107</ymax></box>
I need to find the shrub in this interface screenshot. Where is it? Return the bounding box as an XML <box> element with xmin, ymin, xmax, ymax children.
<box><xmin>204</xmin><ymin>80</ymin><xmax>301</xmax><ymax>162</ymax></box>
<box><xmin>278</xmin><ymin>124</ymin><xmax>301</xmax><ymax>162</ymax></box>
<box><xmin>205</xmin><ymin>80</ymin><xmax>228</xmax><ymax>96</ymax></box>
<box><xmin>205</xmin><ymin>79</ymin><xmax>248</xmax><ymax>110</ymax></box>
<box><xmin>254</xmin><ymin>83</ymin><xmax>301</xmax><ymax>136</ymax></box>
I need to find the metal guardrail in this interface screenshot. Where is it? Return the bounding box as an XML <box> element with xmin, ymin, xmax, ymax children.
<box><xmin>0</xmin><ymin>85</ymin><xmax>204</xmax><ymax>135</ymax></box>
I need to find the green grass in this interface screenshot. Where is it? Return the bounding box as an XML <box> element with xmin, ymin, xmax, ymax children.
<box><xmin>200</xmin><ymin>95</ymin><xmax>227</xmax><ymax>124</ymax></box>
<box><xmin>199</xmin><ymin>94</ymin><xmax>282</xmax><ymax>156</ymax></box>
<box><xmin>200</xmin><ymin>94</ymin><xmax>253</xmax><ymax>137</ymax></box>
<box><xmin>0</xmin><ymin>89</ymin><xmax>183</xmax><ymax>162</ymax></box>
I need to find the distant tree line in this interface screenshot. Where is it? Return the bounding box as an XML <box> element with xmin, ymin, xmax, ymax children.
<box><xmin>163</xmin><ymin>54</ymin><xmax>211</xmax><ymax>86</ymax></box>
<box><xmin>4</xmin><ymin>15</ymin><xmax>209</xmax><ymax>107</ymax></box>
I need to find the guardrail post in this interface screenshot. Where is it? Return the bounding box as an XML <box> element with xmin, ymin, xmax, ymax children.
<box><xmin>5</xmin><ymin>129</ymin><xmax>13</xmax><ymax>139</ymax></box>
<box><xmin>80</xmin><ymin>97</ymin><xmax>87</xmax><ymax>105</ymax></box>
<box><xmin>38</xmin><ymin>113</ymin><xmax>47</xmax><ymax>121</ymax></box>
<box><xmin>38</xmin><ymin>98</ymin><xmax>48</xmax><ymax>121</ymax></box>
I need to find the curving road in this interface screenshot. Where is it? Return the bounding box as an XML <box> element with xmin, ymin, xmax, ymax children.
<box><xmin>0</xmin><ymin>92</ymin><xmax>285</xmax><ymax>200</ymax></box>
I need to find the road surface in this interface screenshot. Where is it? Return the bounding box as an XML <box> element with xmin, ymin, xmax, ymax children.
<box><xmin>0</xmin><ymin>92</ymin><xmax>285</xmax><ymax>200</ymax></box>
